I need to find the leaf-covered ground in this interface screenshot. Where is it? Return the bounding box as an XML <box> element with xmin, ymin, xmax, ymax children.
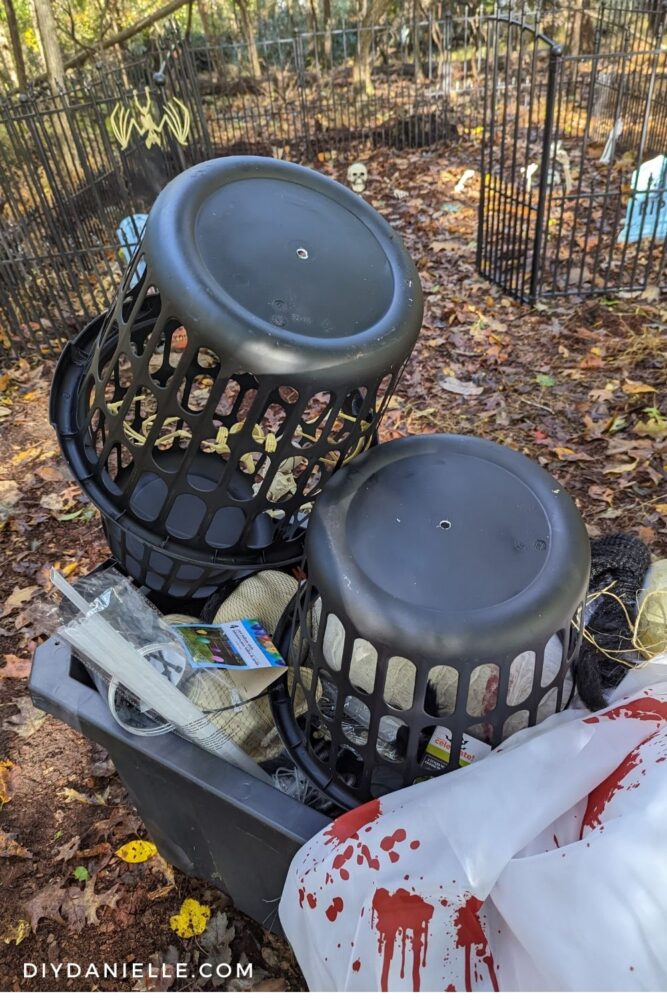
<box><xmin>0</xmin><ymin>140</ymin><xmax>665</xmax><ymax>992</ymax></box>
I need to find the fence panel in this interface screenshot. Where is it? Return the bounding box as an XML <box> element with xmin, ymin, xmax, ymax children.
<box><xmin>0</xmin><ymin>17</ymin><xmax>479</xmax><ymax>358</ymax></box>
<box><xmin>478</xmin><ymin>3</ymin><xmax>667</xmax><ymax>301</ymax></box>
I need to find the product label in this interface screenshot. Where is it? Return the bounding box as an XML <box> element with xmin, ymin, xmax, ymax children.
<box><xmin>171</xmin><ymin>619</ymin><xmax>286</xmax><ymax>671</ymax></box>
<box><xmin>170</xmin><ymin>619</ymin><xmax>287</xmax><ymax>700</ymax></box>
<box><xmin>421</xmin><ymin>725</ymin><xmax>491</xmax><ymax>772</ymax></box>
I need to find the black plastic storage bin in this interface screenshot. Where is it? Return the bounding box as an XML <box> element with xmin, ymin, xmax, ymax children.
<box><xmin>29</xmin><ymin>635</ymin><xmax>328</xmax><ymax>932</ymax></box>
<box><xmin>51</xmin><ymin>157</ymin><xmax>423</xmax><ymax>600</ymax></box>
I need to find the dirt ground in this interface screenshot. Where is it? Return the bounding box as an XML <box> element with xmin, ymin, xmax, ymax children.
<box><xmin>0</xmin><ymin>140</ymin><xmax>665</xmax><ymax>992</ymax></box>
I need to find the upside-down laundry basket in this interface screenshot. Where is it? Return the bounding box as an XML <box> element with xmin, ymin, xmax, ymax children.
<box><xmin>51</xmin><ymin>157</ymin><xmax>423</xmax><ymax>599</ymax></box>
<box><xmin>270</xmin><ymin>433</ymin><xmax>591</xmax><ymax>808</ymax></box>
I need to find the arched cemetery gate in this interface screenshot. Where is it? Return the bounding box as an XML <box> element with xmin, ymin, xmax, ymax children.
<box><xmin>477</xmin><ymin>10</ymin><xmax>667</xmax><ymax>301</ymax></box>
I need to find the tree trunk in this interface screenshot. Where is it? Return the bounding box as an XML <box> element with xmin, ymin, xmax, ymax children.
<box><xmin>322</xmin><ymin>0</ymin><xmax>332</xmax><ymax>70</ymax></box>
<box><xmin>308</xmin><ymin>0</ymin><xmax>321</xmax><ymax>76</ymax></box>
<box><xmin>412</xmin><ymin>0</ymin><xmax>423</xmax><ymax>83</ymax></box>
<box><xmin>3</xmin><ymin>0</ymin><xmax>27</xmax><ymax>90</ymax></box>
<box><xmin>32</xmin><ymin>0</ymin><xmax>65</xmax><ymax>92</ymax></box>
<box><xmin>570</xmin><ymin>1</ymin><xmax>594</xmax><ymax>56</ymax></box>
<box><xmin>28</xmin><ymin>0</ymin><xmax>192</xmax><ymax>87</ymax></box>
<box><xmin>234</xmin><ymin>0</ymin><xmax>261</xmax><ymax>80</ymax></box>
<box><xmin>353</xmin><ymin>0</ymin><xmax>386</xmax><ymax>95</ymax></box>
<box><xmin>198</xmin><ymin>0</ymin><xmax>226</xmax><ymax>83</ymax></box>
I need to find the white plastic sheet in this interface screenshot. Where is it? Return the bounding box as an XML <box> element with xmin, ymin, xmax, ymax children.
<box><xmin>279</xmin><ymin>656</ymin><xmax>667</xmax><ymax>991</ymax></box>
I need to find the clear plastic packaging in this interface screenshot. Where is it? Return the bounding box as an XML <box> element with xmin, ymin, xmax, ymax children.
<box><xmin>47</xmin><ymin>567</ymin><xmax>271</xmax><ymax>783</ymax></box>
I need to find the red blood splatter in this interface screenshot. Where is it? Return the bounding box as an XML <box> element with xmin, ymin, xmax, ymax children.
<box><xmin>410</xmin><ymin>840</ymin><xmax>420</xmax><ymax>850</ymax></box>
<box><xmin>454</xmin><ymin>896</ymin><xmax>499</xmax><ymax>993</ymax></box>
<box><xmin>358</xmin><ymin>843</ymin><xmax>380</xmax><ymax>871</ymax></box>
<box><xmin>326</xmin><ymin>897</ymin><xmax>344</xmax><ymax>922</ymax></box>
<box><xmin>454</xmin><ymin>896</ymin><xmax>486</xmax><ymax>950</ymax></box>
<box><xmin>333</xmin><ymin>844</ymin><xmax>354</xmax><ymax>868</ymax></box>
<box><xmin>324</xmin><ymin>799</ymin><xmax>382</xmax><ymax>846</ymax></box>
<box><xmin>298</xmin><ymin>887</ymin><xmax>305</xmax><ymax>908</ymax></box>
<box><xmin>380</xmin><ymin>829</ymin><xmax>407</xmax><ymax>852</ymax></box>
<box><xmin>306</xmin><ymin>892</ymin><xmax>317</xmax><ymax>910</ymax></box>
<box><xmin>446</xmin><ymin>985</ymin><xmax>457</xmax><ymax>991</ymax></box>
<box><xmin>332</xmin><ymin>843</ymin><xmax>354</xmax><ymax>881</ymax></box>
<box><xmin>441</xmin><ymin>899</ymin><xmax>449</xmax><ymax>907</ymax></box>
<box><xmin>371</xmin><ymin>887</ymin><xmax>434</xmax><ymax>991</ymax></box>
<box><xmin>579</xmin><ymin>698</ymin><xmax>667</xmax><ymax>835</ymax></box>
<box><xmin>389</xmin><ymin>850</ymin><xmax>400</xmax><ymax>863</ymax></box>
<box><xmin>581</xmin><ymin>743</ymin><xmax>646</xmax><ymax>834</ymax></box>
<box><xmin>352</xmin><ymin>960</ymin><xmax>361</xmax><ymax>973</ymax></box>
<box><xmin>583</xmin><ymin>696</ymin><xmax>667</xmax><ymax>726</ymax></box>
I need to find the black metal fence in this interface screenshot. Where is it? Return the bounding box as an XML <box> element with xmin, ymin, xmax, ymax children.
<box><xmin>478</xmin><ymin>2</ymin><xmax>667</xmax><ymax>300</ymax></box>
<box><xmin>0</xmin><ymin>15</ymin><xmax>482</xmax><ymax>359</ymax></box>
<box><xmin>3</xmin><ymin>4</ymin><xmax>667</xmax><ymax>358</ymax></box>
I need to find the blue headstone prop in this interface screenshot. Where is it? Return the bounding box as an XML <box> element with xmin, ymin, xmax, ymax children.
<box><xmin>116</xmin><ymin>213</ymin><xmax>148</xmax><ymax>287</ymax></box>
<box><xmin>618</xmin><ymin>154</ymin><xmax>667</xmax><ymax>244</ymax></box>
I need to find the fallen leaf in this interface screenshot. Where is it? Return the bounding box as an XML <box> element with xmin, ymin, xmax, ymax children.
<box><xmin>11</xmin><ymin>445</ymin><xmax>42</xmax><ymax>465</ymax></box>
<box><xmin>169</xmin><ymin>898</ymin><xmax>211</xmax><ymax>939</ymax></box>
<box><xmin>0</xmin><ymin>479</ymin><xmax>20</xmax><ymax>508</ymax></box>
<box><xmin>622</xmin><ymin>380</ymin><xmax>657</xmax><ymax>394</ymax></box>
<box><xmin>0</xmin><ymin>829</ymin><xmax>32</xmax><ymax>859</ymax></box>
<box><xmin>604</xmin><ymin>459</ymin><xmax>639</xmax><ymax>474</ymax></box>
<box><xmin>139</xmin><ymin>948</ymin><xmax>180</xmax><ymax>991</ymax></box>
<box><xmin>256</xmin><ymin>979</ymin><xmax>288</xmax><ymax>992</ymax></box>
<box><xmin>3</xmin><ymin>698</ymin><xmax>46</xmax><ymax>739</ymax></box>
<box><xmin>0</xmin><ymin>758</ymin><xmax>18</xmax><ymax>805</ymax></box>
<box><xmin>146</xmin><ymin>854</ymin><xmax>176</xmax><ymax>900</ymax></box>
<box><xmin>438</xmin><ymin>375</ymin><xmax>484</xmax><ymax>397</ymax></box>
<box><xmin>39</xmin><ymin>493</ymin><xmax>69</xmax><ymax>513</ymax></box>
<box><xmin>580</xmin><ymin>351</ymin><xmax>605</xmax><ymax>369</ymax></box>
<box><xmin>635</xmin><ymin>417</ymin><xmax>667</xmax><ymax>439</ymax></box>
<box><xmin>24</xmin><ymin>883</ymin><xmax>68</xmax><ymax>932</ymax></box>
<box><xmin>115</xmin><ymin>839</ymin><xmax>158</xmax><ymax>864</ymax></box>
<box><xmin>656</xmin><ymin>503</ymin><xmax>667</xmax><ymax>516</ymax></box>
<box><xmin>57</xmin><ymin>506</ymin><xmax>96</xmax><ymax>523</ymax></box>
<box><xmin>59</xmin><ymin>786</ymin><xmax>110</xmax><ymax>807</ymax></box>
<box><xmin>0</xmin><ymin>654</ymin><xmax>31</xmax><ymax>680</ymax></box>
<box><xmin>640</xmin><ymin>284</ymin><xmax>660</xmax><ymax>302</ymax></box>
<box><xmin>198</xmin><ymin>911</ymin><xmax>235</xmax><ymax>983</ymax></box>
<box><xmin>552</xmin><ymin>446</ymin><xmax>594</xmax><ymax>462</ymax></box>
<box><xmin>54</xmin><ymin>834</ymin><xmax>81</xmax><ymax>862</ymax></box>
<box><xmin>75</xmin><ymin>842</ymin><xmax>112</xmax><ymax>860</ymax></box>
<box><xmin>3</xmin><ymin>585</ymin><xmax>38</xmax><ymax>613</ymax></box>
<box><xmin>62</xmin><ymin>876</ymin><xmax>122</xmax><ymax>932</ymax></box>
<box><xmin>2</xmin><ymin>918</ymin><xmax>29</xmax><ymax>945</ymax></box>
<box><xmin>36</xmin><ymin>465</ymin><xmax>65</xmax><ymax>482</ymax></box>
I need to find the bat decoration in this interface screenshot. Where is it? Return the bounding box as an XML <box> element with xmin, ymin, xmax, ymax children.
<box><xmin>109</xmin><ymin>87</ymin><xmax>191</xmax><ymax>150</ymax></box>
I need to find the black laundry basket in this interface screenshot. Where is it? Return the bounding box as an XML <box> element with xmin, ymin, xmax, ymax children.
<box><xmin>271</xmin><ymin>434</ymin><xmax>591</xmax><ymax>809</ymax></box>
<box><xmin>51</xmin><ymin>157</ymin><xmax>423</xmax><ymax>599</ymax></box>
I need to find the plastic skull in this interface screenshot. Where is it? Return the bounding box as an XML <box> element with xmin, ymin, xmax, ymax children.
<box><xmin>347</xmin><ymin>162</ymin><xmax>368</xmax><ymax>194</ymax></box>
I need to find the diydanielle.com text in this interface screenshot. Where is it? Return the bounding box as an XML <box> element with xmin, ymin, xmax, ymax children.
<box><xmin>22</xmin><ymin>961</ymin><xmax>253</xmax><ymax>981</ymax></box>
